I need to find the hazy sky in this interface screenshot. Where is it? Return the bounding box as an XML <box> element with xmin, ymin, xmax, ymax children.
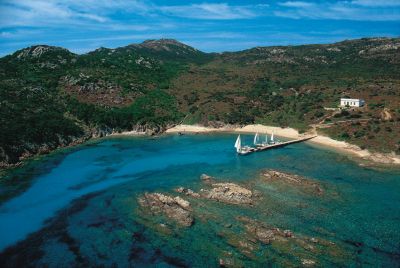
<box><xmin>0</xmin><ymin>0</ymin><xmax>399</xmax><ymax>55</ymax></box>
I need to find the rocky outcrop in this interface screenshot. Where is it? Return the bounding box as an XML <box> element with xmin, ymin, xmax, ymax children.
<box><xmin>91</xmin><ymin>126</ymin><xmax>114</xmax><ymax>138</ymax></box>
<box><xmin>175</xmin><ymin>174</ymin><xmax>255</xmax><ymax>205</ymax></box>
<box><xmin>16</xmin><ymin>45</ymin><xmax>71</xmax><ymax>59</ymax></box>
<box><xmin>175</xmin><ymin>187</ymin><xmax>200</xmax><ymax>198</ymax></box>
<box><xmin>60</xmin><ymin>75</ymin><xmax>132</xmax><ymax>107</ymax></box>
<box><xmin>0</xmin><ymin>122</ymin><xmax>171</xmax><ymax>170</ymax></box>
<box><xmin>200</xmin><ymin>182</ymin><xmax>254</xmax><ymax>205</ymax></box>
<box><xmin>135</xmin><ymin>39</ymin><xmax>199</xmax><ymax>53</ymax></box>
<box><xmin>138</xmin><ymin>193</ymin><xmax>194</xmax><ymax>227</ymax></box>
<box><xmin>262</xmin><ymin>170</ymin><xmax>324</xmax><ymax>195</ymax></box>
<box><xmin>0</xmin><ymin>134</ymin><xmax>91</xmax><ymax>169</ymax></box>
<box><xmin>136</xmin><ymin>172</ymin><xmax>345</xmax><ymax>266</ymax></box>
<box><xmin>215</xmin><ymin>214</ymin><xmax>343</xmax><ymax>266</ymax></box>
<box><xmin>302</xmin><ymin>259</ymin><xmax>316</xmax><ymax>267</ymax></box>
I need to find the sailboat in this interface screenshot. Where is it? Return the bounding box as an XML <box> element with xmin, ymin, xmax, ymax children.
<box><xmin>254</xmin><ymin>132</ymin><xmax>262</xmax><ymax>147</ymax></box>
<box><xmin>234</xmin><ymin>135</ymin><xmax>252</xmax><ymax>155</ymax></box>
<box><xmin>234</xmin><ymin>135</ymin><xmax>241</xmax><ymax>152</ymax></box>
<box><xmin>270</xmin><ymin>131</ymin><xmax>275</xmax><ymax>144</ymax></box>
<box><xmin>263</xmin><ymin>133</ymin><xmax>269</xmax><ymax>146</ymax></box>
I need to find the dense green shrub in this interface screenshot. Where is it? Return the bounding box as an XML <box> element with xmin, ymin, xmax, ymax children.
<box><xmin>126</xmin><ymin>89</ymin><xmax>183</xmax><ymax>126</ymax></box>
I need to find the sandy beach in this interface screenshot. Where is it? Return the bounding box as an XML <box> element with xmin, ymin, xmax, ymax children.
<box><xmin>165</xmin><ymin>124</ymin><xmax>400</xmax><ymax>166</ymax></box>
<box><xmin>165</xmin><ymin>124</ymin><xmax>300</xmax><ymax>139</ymax></box>
<box><xmin>309</xmin><ymin>135</ymin><xmax>400</xmax><ymax>166</ymax></box>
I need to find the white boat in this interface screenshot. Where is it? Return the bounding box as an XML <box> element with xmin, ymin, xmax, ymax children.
<box><xmin>254</xmin><ymin>132</ymin><xmax>264</xmax><ymax>147</ymax></box>
<box><xmin>253</xmin><ymin>132</ymin><xmax>259</xmax><ymax>145</ymax></box>
<box><xmin>234</xmin><ymin>135</ymin><xmax>252</xmax><ymax>155</ymax></box>
<box><xmin>254</xmin><ymin>132</ymin><xmax>268</xmax><ymax>147</ymax></box>
<box><xmin>270</xmin><ymin>131</ymin><xmax>275</xmax><ymax>144</ymax></box>
<box><xmin>262</xmin><ymin>133</ymin><xmax>269</xmax><ymax>146</ymax></box>
<box><xmin>269</xmin><ymin>131</ymin><xmax>282</xmax><ymax>145</ymax></box>
<box><xmin>234</xmin><ymin>135</ymin><xmax>241</xmax><ymax>151</ymax></box>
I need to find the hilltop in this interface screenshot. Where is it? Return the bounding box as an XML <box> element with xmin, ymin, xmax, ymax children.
<box><xmin>0</xmin><ymin>37</ymin><xmax>399</xmax><ymax>167</ymax></box>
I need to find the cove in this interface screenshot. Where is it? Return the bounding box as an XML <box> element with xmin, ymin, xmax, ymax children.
<box><xmin>0</xmin><ymin>134</ymin><xmax>399</xmax><ymax>266</ymax></box>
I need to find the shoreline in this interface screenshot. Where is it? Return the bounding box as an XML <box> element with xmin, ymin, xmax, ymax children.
<box><xmin>165</xmin><ymin>124</ymin><xmax>300</xmax><ymax>139</ymax></box>
<box><xmin>2</xmin><ymin>124</ymin><xmax>399</xmax><ymax>173</ymax></box>
<box><xmin>109</xmin><ymin>130</ymin><xmax>147</xmax><ymax>136</ymax></box>
<box><xmin>165</xmin><ymin>124</ymin><xmax>400</xmax><ymax>167</ymax></box>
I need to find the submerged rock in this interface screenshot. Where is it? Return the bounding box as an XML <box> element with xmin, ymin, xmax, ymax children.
<box><xmin>237</xmin><ymin>216</ymin><xmax>294</xmax><ymax>245</ymax></box>
<box><xmin>302</xmin><ymin>259</ymin><xmax>316</xmax><ymax>267</ymax></box>
<box><xmin>138</xmin><ymin>193</ymin><xmax>194</xmax><ymax>227</ymax></box>
<box><xmin>224</xmin><ymin>234</ymin><xmax>259</xmax><ymax>259</ymax></box>
<box><xmin>135</xmin><ymin>172</ymin><xmax>346</xmax><ymax>266</ymax></box>
<box><xmin>283</xmin><ymin>230</ymin><xmax>293</xmax><ymax>238</ymax></box>
<box><xmin>262</xmin><ymin>170</ymin><xmax>324</xmax><ymax>195</ymax></box>
<box><xmin>218</xmin><ymin>253</ymin><xmax>244</xmax><ymax>268</ymax></box>
<box><xmin>200</xmin><ymin>174</ymin><xmax>215</xmax><ymax>184</ymax></box>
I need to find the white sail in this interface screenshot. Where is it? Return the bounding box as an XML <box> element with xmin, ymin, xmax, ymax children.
<box><xmin>271</xmin><ymin>132</ymin><xmax>274</xmax><ymax>142</ymax></box>
<box><xmin>253</xmin><ymin>133</ymin><xmax>259</xmax><ymax>145</ymax></box>
<box><xmin>234</xmin><ymin>135</ymin><xmax>241</xmax><ymax>152</ymax></box>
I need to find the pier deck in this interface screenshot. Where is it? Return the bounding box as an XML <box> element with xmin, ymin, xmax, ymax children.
<box><xmin>248</xmin><ymin>136</ymin><xmax>317</xmax><ymax>154</ymax></box>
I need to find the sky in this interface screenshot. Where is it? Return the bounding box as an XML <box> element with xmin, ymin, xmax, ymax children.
<box><xmin>0</xmin><ymin>0</ymin><xmax>399</xmax><ymax>56</ymax></box>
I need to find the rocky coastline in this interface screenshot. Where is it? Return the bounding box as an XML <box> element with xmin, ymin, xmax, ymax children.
<box><xmin>0</xmin><ymin>123</ymin><xmax>169</xmax><ymax>171</ymax></box>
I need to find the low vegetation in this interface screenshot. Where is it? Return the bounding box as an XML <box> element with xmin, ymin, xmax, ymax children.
<box><xmin>1</xmin><ymin>37</ymin><xmax>399</xmax><ymax>166</ymax></box>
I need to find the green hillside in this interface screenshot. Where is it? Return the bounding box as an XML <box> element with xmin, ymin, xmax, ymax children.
<box><xmin>1</xmin><ymin>38</ymin><xmax>399</xmax><ymax>167</ymax></box>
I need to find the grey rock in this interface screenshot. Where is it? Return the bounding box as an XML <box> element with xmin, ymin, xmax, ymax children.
<box><xmin>202</xmin><ymin>182</ymin><xmax>253</xmax><ymax>205</ymax></box>
<box><xmin>138</xmin><ymin>193</ymin><xmax>194</xmax><ymax>227</ymax></box>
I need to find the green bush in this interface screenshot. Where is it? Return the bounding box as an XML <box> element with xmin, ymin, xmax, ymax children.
<box><xmin>340</xmin><ymin>132</ymin><xmax>350</xmax><ymax>139</ymax></box>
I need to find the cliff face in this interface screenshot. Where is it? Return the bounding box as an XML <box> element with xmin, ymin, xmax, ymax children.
<box><xmin>1</xmin><ymin>38</ymin><xmax>399</xmax><ymax>167</ymax></box>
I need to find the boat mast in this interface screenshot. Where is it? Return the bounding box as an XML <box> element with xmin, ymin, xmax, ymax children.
<box><xmin>253</xmin><ymin>133</ymin><xmax>259</xmax><ymax>145</ymax></box>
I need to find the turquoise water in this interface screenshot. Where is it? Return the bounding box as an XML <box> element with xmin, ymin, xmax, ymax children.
<box><xmin>0</xmin><ymin>134</ymin><xmax>399</xmax><ymax>266</ymax></box>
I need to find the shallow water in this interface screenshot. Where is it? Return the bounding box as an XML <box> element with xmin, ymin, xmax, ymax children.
<box><xmin>0</xmin><ymin>134</ymin><xmax>399</xmax><ymax>266</ymax></box>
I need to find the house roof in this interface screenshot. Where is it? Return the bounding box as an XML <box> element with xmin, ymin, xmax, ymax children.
<box><xmin>340</xmin><ymin>98</ymin><xmax>364</xmax><ymax>101</ymax></box>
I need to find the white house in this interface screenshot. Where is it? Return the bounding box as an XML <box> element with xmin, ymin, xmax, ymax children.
<box><xmin>340</xmin><ymin>98</ymin><xmax>365</xmax><ymax>107</ymax></box>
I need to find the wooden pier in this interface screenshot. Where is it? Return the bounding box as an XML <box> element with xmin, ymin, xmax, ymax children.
<box><xmin>246</xmin><ymin>136</ymin><xmax>317</xmax><ymax>154</ymax></box>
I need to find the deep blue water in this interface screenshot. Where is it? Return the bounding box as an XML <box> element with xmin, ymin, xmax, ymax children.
<box><xmin>0</xmin><ymin>134</ymin><xmax>399</xmax><ymax>266</ymax></box>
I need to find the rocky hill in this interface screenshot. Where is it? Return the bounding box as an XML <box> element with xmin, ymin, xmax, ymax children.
<box><xmin>1</xmin><ymin>38</ymin><xmax>399</xmax><ymax>167</ymax></box>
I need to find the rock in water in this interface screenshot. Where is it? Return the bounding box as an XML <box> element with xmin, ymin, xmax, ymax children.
<box><xmin>200</xmin><ymin>174</ymin><xmax>215</xmax><ymax>184</ymax></box>
<box><xmin>203</xmin><ymin>183</ymin><xmax>253</xmax><ymax>205</ymax></box>
<box><xmin>237</xmin><ymin>216</ymin><xmax>295</xmax><ymax>244</ymax></box>
<box><xmin>138</xmin><ymin>193</ymin><xmax>194</xmax><ymax>227</ymax></box>
<box><xmin>174</xmin><ymin>187</ymin><xmax>201</xmax><ymax>198</ymax></box>
<box><xmin>302</xmin><ymin>259</ymin><xmax>316</xmax><ymax>267</ymax></box>
<box><xmin>262</xmin><ymin>169</ymin><xmax>324</xmax><ymax>195</ymax></box>
<box><xmin>175</xmin><ymin>176</ymin><xmax>255</xmax><ymax>205</ymax></box>
<box><xmin>173</xmin><ymin>196</ymin><xmax>191</xmax><ymax>209</ymax></box>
